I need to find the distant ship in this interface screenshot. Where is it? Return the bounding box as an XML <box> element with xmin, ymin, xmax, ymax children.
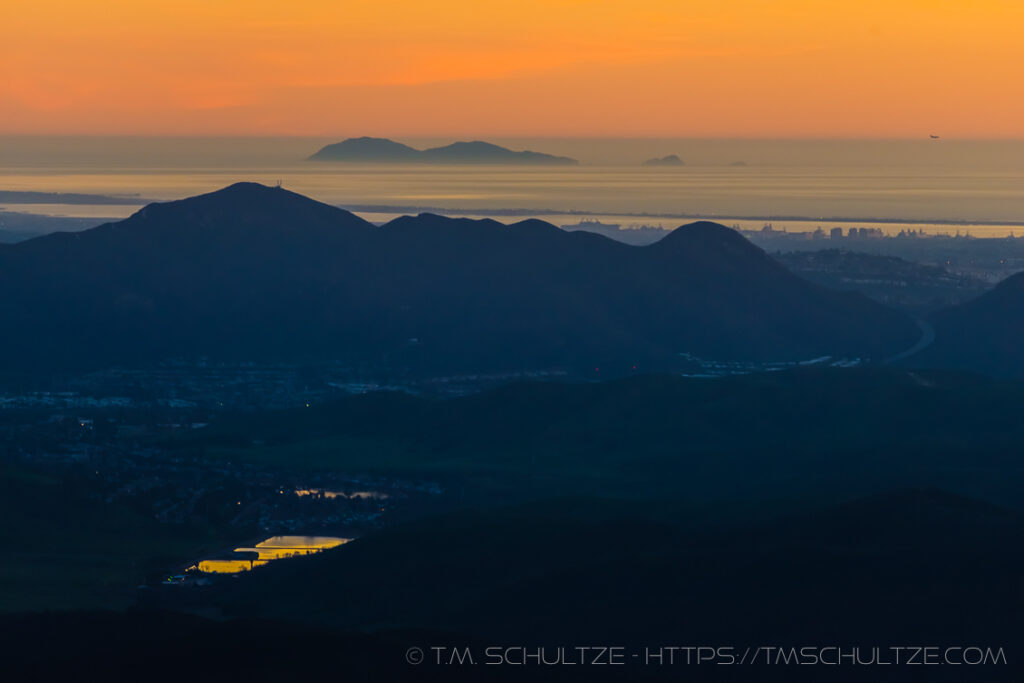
<box><xmin>930</xmin><ymin>134</ymin><xmax>941</xmax><ymax>139</ymax></box>
<box><xmin>561</xmin><ymin>219</ymin><xmax>622</xmax><ymax>231</ymax></box>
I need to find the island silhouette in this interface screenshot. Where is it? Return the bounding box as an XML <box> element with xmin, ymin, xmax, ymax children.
<box><xmin>642</xmin><ymin>154</ymin><xmax>684</xmax><ymax>166</ymax></box>
<box><xmin>308</xmin><ymin>136</ymin><xmax>578</xmax><ymax>164</ymax></box>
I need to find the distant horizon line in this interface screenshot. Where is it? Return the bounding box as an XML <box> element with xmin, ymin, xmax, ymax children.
<box><xmin>5</xmin><ymin>185</ymin><xmax>1024</xmax><ymax>229</ymax></box>
<box><xmin>3</xmin><ymin>133</ymin><xmax>1024</xmax><ymax>142</ymax></box>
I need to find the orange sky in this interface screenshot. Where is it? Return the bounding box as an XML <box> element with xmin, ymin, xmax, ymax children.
<box><xmin>2</xmin><ymin>0</ymin><xmax>1023</xmax><ymax>137</ymax></box>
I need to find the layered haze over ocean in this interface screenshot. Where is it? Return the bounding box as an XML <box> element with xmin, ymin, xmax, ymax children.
<box><xmin>3</xmin><ymin>137</ymin><xmax>1024</xmax><ymax>236</ymax></box>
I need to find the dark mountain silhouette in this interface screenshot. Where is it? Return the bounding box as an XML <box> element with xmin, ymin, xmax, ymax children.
<box><xmin>308</xmin><ymin>137</ymin><xmax>578</xmax><ymax>164</ymax></box>
<box><xmin>916</xmin><ymin>272</ymin><xmax>1024</xmax><ymax>376</ymax></box>
<box><xmin>0</xmin><ymin>183</ymin><xmax>918</xmax><ymax>377</ymax></box>
<box><xmin>641</xmin><ymin>154</ymin><xmax>684</xmax><ymax>166</ymax></box>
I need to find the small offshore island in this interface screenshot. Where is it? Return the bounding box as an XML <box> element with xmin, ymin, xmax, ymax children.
<box><xmin>308</xmin><ymin>136</ymin><xmax>578</xmax><ymax>164</ymax></box>
<box><xmin>642</xmin><ymin>154</ymin><xmax>685</xmax><ymax>166</ymax></box>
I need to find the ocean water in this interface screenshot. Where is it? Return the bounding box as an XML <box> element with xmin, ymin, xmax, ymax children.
<box><xmin>2</xmin><ymin>137</ymin><xmax>1023</xmax><ymax>236</ymax></box>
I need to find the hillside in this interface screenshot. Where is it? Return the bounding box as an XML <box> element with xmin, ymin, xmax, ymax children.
<box><xmin>918</xmin><ymin>271</ymin><xmax>1024</xmax><ymax>376</ymax></box>
<box><xmin>776</xmin><ymin>249</ymin><xmax>990</xmax><ymax>313</ymax></box>
<box><xmin>0</xmin><ymin>183</ymin><xmax>919</xmax><ymax>378</ymax></box>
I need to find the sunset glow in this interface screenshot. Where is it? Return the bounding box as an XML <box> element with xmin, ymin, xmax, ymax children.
<box><xmin>2</xmin><ymin>0</ymin><xmax>1023</xmax><ymax>136</ymax></box>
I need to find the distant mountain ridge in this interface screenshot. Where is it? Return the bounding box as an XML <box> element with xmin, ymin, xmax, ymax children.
<box><xmin>308</xmin><ymin>137</ymin><xmax>579</xmax><ymax>164</ymax></box>
<box><xmin>776</xmin><ymin>249</ymin><xmax>989</xmax><ymax>314</ymax></box>
<box><xmin>0</xmin><ymin>183</ymin><xmax>918</xmax><ymax>378</ymax></box>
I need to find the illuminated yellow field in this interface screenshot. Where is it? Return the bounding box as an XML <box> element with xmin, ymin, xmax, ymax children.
<box><xmin>195</xmin><ymin>536</ymin><xmax>349</xmax><ymax>574</ymax></box>
<box><xmin>197</xmin><ymin>559</ymin><xmax>262</xmax><ymax>574</ymax></box>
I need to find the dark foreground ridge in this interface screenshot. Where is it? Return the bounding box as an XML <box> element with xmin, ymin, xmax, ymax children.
<box><xmin>5</xmin><ymin>367</ymin><xmax>1024</xmax><ymax>681</ymax></box>
<box><xmin>5</xmin><ymin>489</ymin><xmax>1020</xmax><ymax>682</ymax></box>
<box><xmin>213</xmin><ymin>489</ymin><xmax>1024</xmax><ymax>648</ymax></box>
<box><xmin>308</xmin><ymin>136</ymin><xmax>579</xmax><ymax>164</ymax></box>
<box><xmin>0</xmin><ymin>183</ymin><xmax>919</xmax><ymax>378</ymax></box>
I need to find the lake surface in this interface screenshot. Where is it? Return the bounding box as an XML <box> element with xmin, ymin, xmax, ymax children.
<box><xmin>3</xmin><ymin>137</ymin><xmax>1024</xmax><ymax>235</ymax></box>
